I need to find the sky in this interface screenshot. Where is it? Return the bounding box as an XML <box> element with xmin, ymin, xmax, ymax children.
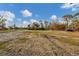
<box><xmin>0</xmin><ymin>3</ymin><xmax>79</xmax><ymax>27</ymax></box>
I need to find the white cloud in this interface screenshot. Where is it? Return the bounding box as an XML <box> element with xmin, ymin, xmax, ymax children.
<box><xmin>30</xmin><ymin>19</ymin><xmax>40</xmax><ymax>24</ymax></box>
<box><xmin>61</xmin><ymin>3</ymin><xmax>79</xmax><ymax>9</ymax></box>
<box><xmin>0</xmin><ymin>11</ymin><xmax>15</xmax><ymax>21</ymax></box>
<box><xmin>22</xmin><ymin>21</ymin><xmax>30</xmax><ymax>28</ymax></box>
<box><xmin>61</xmin><ymin>3</ymin><xmax>79</xmax><ymax>12</ymax></box>
<box><xmin>5</xmin><ymin>21</ymin><xmax>14</xmax><ymax>28</ymax></box>
<box><xmin>51</xmin><ymin>15</ymin><xmax>57</xmax><ymax>21</ymax></box>
<box><xmin>5</xmin><ymin>21</ymin><xmax>9</xmax><ymax>28</ymax></box>
<box><xmin>21</xmin><ymin>9</ymin><xmax>32</xmax><ymax>17</ymax></box>
<box><xmin>20</xmin><ymin>19</ymin><xmax>40</xmax><ymax>28</ymax></box>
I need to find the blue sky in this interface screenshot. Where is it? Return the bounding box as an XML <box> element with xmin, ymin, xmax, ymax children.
<box><xmin>0</xmin><ymin>3</ymin><xmax>79</xmax><ymax>27</ymax></box>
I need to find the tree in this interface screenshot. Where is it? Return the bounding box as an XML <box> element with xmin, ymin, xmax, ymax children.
<box><xmin>13</xmin><ymin>24</ymin><xmax>18</xmax><ymax>29</ymax></box>
<box><xmin>0</xmin><ymin>11</ymin><xmax>15</xmax><ymax>29</ymax></box>
<box><xmin>31</xmin><ymin>22</ymin><xmax>40</xmax><ymax>30</ymax></box>
<box><xmin>70</xmin><ymin>19</ymin><xmax>79</xmax><ymax>31</ymax></box>
<box><xmin>0</xmin><ymin>18</ymin><xmax>6</xmax><ymax>29</ymax></box>
<box><xmin>69</xmin><ymin>12</ymin><xmax>79</xmax><ymax>31</ymax></box>
<box><xmin>27</xmin><ymin>24</ymin><xmax>31</xmax><ymax>30</ymax></box>
<box><xmin>44</xmin><ymin>20</ymin><xmax>48</xmax><ymax>30</ymax></box>
<box><xmin>39</xmin><ymin>20</ymin><xmax>44</xmax><ymax>30</ymax></box>
<box><xmin>62</xmin><ymin>15</ymin><xmax>73</xmax><ymax>30</ymax></box>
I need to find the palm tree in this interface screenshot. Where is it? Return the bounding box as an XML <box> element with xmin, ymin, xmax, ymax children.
<box><xmin>62</xmin><ymin>14</ymin><xmax>73</xmax><ymax>30</ymax></box>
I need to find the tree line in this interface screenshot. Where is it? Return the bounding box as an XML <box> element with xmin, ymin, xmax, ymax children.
<box><xmin>0</xmin><ymin>12</ymin><xmax>79</xmax><ymax>31</ymax></box>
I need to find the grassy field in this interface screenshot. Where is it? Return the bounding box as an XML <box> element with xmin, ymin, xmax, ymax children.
<box><xmin>0</xmin><ymin>30</ymin><xmax>79</xmax><ymax>56</ymax></box>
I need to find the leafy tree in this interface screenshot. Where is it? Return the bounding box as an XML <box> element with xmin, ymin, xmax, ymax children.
<box><xmin>39</xmin><ymin>20</ymin><xmax>45</xmax><ymax>30</ymax></box>
<box><xmin>0</xmin><ymin>18</ymin><xmax>6</xmax><ymax>29</ymax></box>
<box><xmin>44</xmin><ymin>20</ymin><xmax>48</xmax><ymax>30</ymax></box>
<box><xmin>27</xmin><ymin>24</ymin><xmax>31</xmax><ymax>30</ymax></box>
<box><xmin>70</xmin><ymin>19</ymin><xmax>79</xmax><ymax>31</ymax></box>
<box><xmin>31</xmin><ymin>22</ymin><xmax>40</xmax><ymax>30</ymax></box>
<box><xmin>62</xmin><ymin>15</ymin><xmax>73</xmax><ymax>30</ymax></box>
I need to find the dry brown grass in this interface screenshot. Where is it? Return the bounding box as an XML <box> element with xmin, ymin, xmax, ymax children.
<box><xmin>0</xmin><ymin>30</ymin><xmax>79</xmax><ymax>56</ymax></box>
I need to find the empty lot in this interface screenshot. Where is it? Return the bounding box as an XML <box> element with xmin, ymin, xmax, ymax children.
<box><xmin>0</xmin><ymin>30</ymin><xmax>79</xmax><ymax>56</ymax></box>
